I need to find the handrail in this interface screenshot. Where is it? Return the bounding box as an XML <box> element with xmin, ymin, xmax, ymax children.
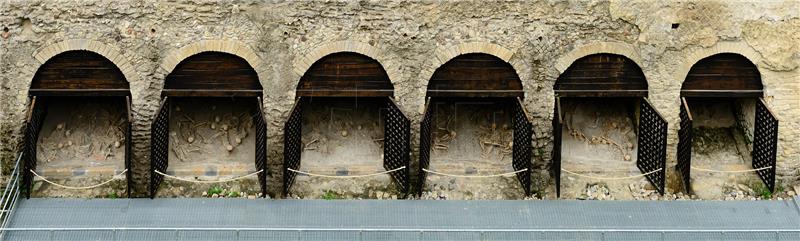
<box><xmin>0</xmin><ymin>152</ymin><xmax>23</xmax><ymax>239</ymax></box>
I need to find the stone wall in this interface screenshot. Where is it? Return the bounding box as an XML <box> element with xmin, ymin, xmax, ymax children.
<box><xmin>1</xmin><ymin>0</ymin><xmax>798</xmax><ymax>198</ymax></box>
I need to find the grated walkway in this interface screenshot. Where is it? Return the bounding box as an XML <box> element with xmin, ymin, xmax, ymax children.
<box><xmin>2</xmin><ymin>198</ymin><xmax>800</xmax><ymax>241</ymax></box>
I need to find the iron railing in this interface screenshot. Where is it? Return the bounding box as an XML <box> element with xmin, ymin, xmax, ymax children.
<box><xmin>636</xmin><ymin>98</ymin><xmax>668</xmax><ymax>195</ymax></box>
<box><xmin>254</xmin><ymin>97</ymin><xmax>268</xmax><ymax>197</ymax></box>
<box><xmin>384</xmin><ymin>97</ymin><xmax>411</xmax><ymax>195</ymax></box>
<box><xmin>0</xmin><ymin>153</ymin><xmax>24</xmax><ymax>240</ymax></box>
<box><xmin>511</xmin><ymin>98</ymin><xmax>533</xmax><ymax>196</ymax></box>
<box><xmin>676</xmin><ymin>98</ymin><xmax>693</xmax><ymax>194</ymax></box>
<box><xmin>552</xmin><ymin>97</ymin><xmax>563</xmax><ymax>197</ymax></box>
<box><xmin>417</xmin><ymin>99</ymin><xmax>432</xmax><ymax>197</ymax></box>
<box><xmin>149</xmin><ymin>97</ymin><xmax>170</xmax><ymax>198</ymax></box>
<box><xmin>753</xmin><ymin>98</ymin><xmax>778</xmax><ymax>192</ymax></box>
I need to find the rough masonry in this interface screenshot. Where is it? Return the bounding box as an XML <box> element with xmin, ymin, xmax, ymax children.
<box><xmin>0</xmin><ymin>0</ymin><xmax>798</xmax><ymax>198</ymax></box>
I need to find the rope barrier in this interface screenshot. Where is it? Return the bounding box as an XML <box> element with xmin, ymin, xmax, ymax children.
<box><xmin>422</xmin><ymin>168</ymin><xmax>527</xmax><ymax>178</ymax></box>
<box><xmin>30</xmin><ymin>169</ymin><xmax>127</xmax><ymax>190</ymax></box>
<box><xmin>287</xmin><ymin>166</ymin><xmax>405</xmax><ymax>179</ymax></box>
<box><xmin>690</xmin><ymin>166</ymin><xmax>772</xmax><ymax>173</ymax></box>
<box><xmin>560</xmin><ymin>168</ymin><xmax>662</xmax><ymax>180</ymax></box>
<box><xmin>154</xmin><ymin>169</ymin><xmax>263</xmax><ymax>184</ymax></box>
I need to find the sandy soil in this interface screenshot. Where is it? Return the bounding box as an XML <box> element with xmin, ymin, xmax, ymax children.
<box><xmin>422</xmin><ymin>99</ymin><xmax>524</xmax><ymax>200</ymax></box>
<box><xmin>289</xmin><ymin>97</ymin><xmax>393</xmax><ymax>199</ymax></box>
<box><xmin>166</xmin><ymin>98</ymin><xmax>258</xmax><ymax>180</ymax></box>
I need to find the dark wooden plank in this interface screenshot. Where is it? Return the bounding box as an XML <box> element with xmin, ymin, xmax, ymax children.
<box><xmin>28</xmin><ymin>89</ymin><xmax>130</xmax><ymax>97</ymax></box>
<box><xmin>297</xmin><ymin>52</ymin><xmax>393</xmax><ymax>97</ymax></box>
<box><xmin>31</xmin><ymin>51</ymin><xmax>129</xmax><ymax>92</ymax></box>
<box><xmin>161</xmin><ymin>89</ymin><xmax>262</xmax><ymax>97</ymax></box>
<box><xmin>555</xmin><ymin>53</ymin><xmax>648</xmax><ymax>98</ymax></box>
<box><xmin>427</xmin><ymin>53</ymin><xmax>523</xmax><ymax>98</ymax></box>
<box><xmin>555</xmin><ymin>90</ymin><xmax>648</xmax><ymax>98</ymax></box>
<box><xmin>164</xmin><ymin>51</ymin><xmax>261</xmax><ymax>95</ymax></box>
<box><xmin>681</xmin><ymin>53</ymin><xmax>763</xmax><ymax>97</ymax></box>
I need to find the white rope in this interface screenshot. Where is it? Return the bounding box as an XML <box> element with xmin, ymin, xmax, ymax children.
<box><xmin>422</xmin><ymin>168</ymin><xmax>527</xmax><ymax>178</ymax></box>
<box><xmin>287</xmin><ymin>166</ymin><xmax>405</xmax><ymax>179</ymax></box>
<box><xmin>154</xmin><ymin>169</ymin><xmax>263</xmax><ymax>184</ymax></box>
<box><xmin>691</xmin><ymin>166</ymin><xmax>772</xmax><ymax>173</ymax></box>
<box><xmin>30</xmin><ymin>169</ymin><xmax>127</xmax><ymax>190</ymax></box>
<box><xmin>560</xmin><ymin>168</ymin><xmax>662</xmax><ymax>180</ymax></box>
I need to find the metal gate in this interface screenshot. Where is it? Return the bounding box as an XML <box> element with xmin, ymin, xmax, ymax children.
<box><xmin>384</xmin><ymin>97</ymin><xmax>410</xmax><ymax>195</ymax></box>
<box><xmin>149</xmin><ymin>97</ymin><xmax>169</xmax><ymax>198</ymax></box>
<box><xmin>676</xmin><ymin>97</ymin><xmax>693</xmax><ymax>194</ymax></box>
<box><xmin>636</xmin><ymin>98</ymin><xmax>667</xmax><ymax>195</ymax></box>
<box><xmin>752</xmin><ymin>98</ymin><xmax>778</xmax><ymax>192</ymax></box>
<box><xmin>282</xmin><ymin>98</ymin><xmax>303</xmax><ymax>197</ymax></box>
<box><xmin>22</xmin><ymin>97</ymin><xmax>47</xmax><ymax>199</ymax></box>
<box><xmin>254</xmin><ymin>97</ymin><xmax>268</xmax><ymax>197</ymax></box>
<box><xmin>511</xmin><ymin>98</ymin><xmax>532</xmax><ymax>196</ymax></box>
<box><xmin>125</xmin><ymin>96</ymin><xmax>133</xmax><ymax>197</ymax></box>
<box><xmin>552</xmin><ymin>97</ymin><xmax>563</xmax><ymax>197</ymax></box>
<box><xmin>417</xmin><ymin>98</ymin><xmax>433</xmax><ymax>196</ymax></box>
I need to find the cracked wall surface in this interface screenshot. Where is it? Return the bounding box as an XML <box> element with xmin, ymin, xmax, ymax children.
<box><xmin>0</xmin><ymin>0</ymin><xmax>798</xmax><ymax>198</ymax></box>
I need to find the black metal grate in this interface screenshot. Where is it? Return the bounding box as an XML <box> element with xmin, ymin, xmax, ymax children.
<box><xmin>511</xmin><ymin>98</ymin><xmax>532</xmax><ymax>196</ymax></box>
<box><xmin>752</xmin><ymin>98</ymin><xmax>778</xmax><ymax>192</ymax></box>
<box><xmin>254</xmin><ymin>97</ymin><xmax>268</xmax><ymax>198</ymax></box>
<box><xmin>282</xmin><ymin>98</ymin><xmax>303</xmax><ymax>197</ymax></box>
<box><xmin>552</xmin><ymin>97</ymin><xmax>563</xmax><ymax>198</ymax></box>
<box><xmin>125</xmin><ymin>96</ymin><xmax>133</xmax><ymax>197</ymax></box>
<box><xmin>22</xmin><ymin>97</ymin><xmax>47</xmax><ymax>199</ymax></box>
<box><xmin>636</xmin><ymin>98</ymin><xmax>667</xmax><ymax>195</ymax></box>
<box><xmin>676</xmin><ymin>98</ymin><xmax>693</xmax><ymax>194</ymax></box>
<box><xmin>417</xmin><ymin>99</ymin><xmax>433</xmax><ymax>197</ymax></box>
<box><xmin>384</xmin><ymin>98</ymin><xmax>410</xmax><ymax>195</ymax></box>
<box><xmin>149</xmin><ymin>97</ymin><xmax>170</xmax><ymax>198</ymax></box>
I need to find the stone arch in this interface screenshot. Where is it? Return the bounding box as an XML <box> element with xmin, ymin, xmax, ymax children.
<box><xmin>160</xmin><ymin>40</ymin><xmax>265</xmax><ymax>83</ymax></box>
<box><xmin>293</xmin><ymin>40</ymin><xmax>401</xmax><ymax>89</ymax></box>
<box><xmin>32</xmin><ymin>39</ymin><xmax>141</xmax><ymax>89</ymax></box>
<box><xmin>676</xmin><ymin>41</ymin><xmax>766</xmax><ymax>90</ymax></box>
<box><xmin>554</xmin><ymin>42</ymin><xmax>644</xmax><ymax>74</ymax></box>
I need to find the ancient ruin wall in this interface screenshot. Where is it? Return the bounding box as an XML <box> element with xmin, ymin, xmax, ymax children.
<box><xmin>1</xmin><ymin>1</ymin><xmax>798</xmax><ymax>198</ymax></box>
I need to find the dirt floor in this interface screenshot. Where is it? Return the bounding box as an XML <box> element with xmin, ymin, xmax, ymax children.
<box><xmin>685</xmin><ymin>98</ymin><xmax>761</xmax><ymax>200</ymax></box>
<box><xmin>32</xmin><ymin>97</ymin><xmax>128</xmax><ymax>198</ymax></box>
<box><xmin>420</xmin><ymin>99</ymin><xmax>525</xmax><ymax>200</ymax></box>
<box><xmin>165</xmin><ymin>98</ymin><xmax>258</xmax><ymax>180</ymax></box>
<box><xmin>289</xmin><ymin>97</ymin><xmax>395</xmax><ymax>199</ymax></box>
<box><xmin>558</xmin><ymin>98</ymin><xmax>642</xmax><ymax>200</ymax></box>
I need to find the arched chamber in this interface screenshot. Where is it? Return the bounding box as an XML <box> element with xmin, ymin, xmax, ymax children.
<box><xmin>417</xmin><ymin>53</ymin><xmax>533</xmax><ymax>199</ymax></box>
<box><xmin>282</xmin><ymin>53</ymin><xmax>410</xmax><ymax>199</ymax></box>
<box><xmin>552</xmin><ymin>54</ymin><xmax>667</xmax><ymax>198</ymax></box>
<box><xmin>149</xmin><ymin>52</ymin><xmax>267</xmax><ymax>198</ymax></box>
<box><xmin>22</xmin><ymin>51</ymin><xmax>133</xmax><ymax>198</ymax></box>
<box><xmin>675</xmin><ymin>53</ymin><xmax>778</xmax><ymax>199</ymax></box>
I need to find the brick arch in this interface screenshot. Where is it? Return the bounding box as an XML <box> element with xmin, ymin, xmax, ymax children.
<box><xmin>292</xmin><ymin>40</ymin><xmax>401</xmax><ymax>89</ymax></box>
<box><xmin>554</xmin><ymin>42</ymin><xmax>644</xmax><ymax>74</ymax></box>
<box><xmin>160</xmin><ymin>40</ymin><xmax>265</xmax><ymax>84</ymax></box>
<box><xmin>32</xmin><ymin>39</ymin><xmax>141</xmax><ymax>91</ymax></box>
<box><xmin>676</xmin><ymin>41</ymin><xmax>766</xmax><ymax>91</ymax></box>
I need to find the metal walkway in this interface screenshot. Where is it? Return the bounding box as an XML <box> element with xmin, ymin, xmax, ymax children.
<box><xmin>2</xmin><ymin>198</ymin><xmax>799</xmax><ymax>241</ymax></box>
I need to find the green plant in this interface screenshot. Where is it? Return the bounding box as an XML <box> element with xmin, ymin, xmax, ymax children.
<box><xmin>227</xmin><ymin>191</ymin><xmax>241</xmax><ymax>198</ymax></box>
<box><xmin>106</xmin><ymin>192</ymin><xmax>118</xmax><ymax>199</ymax></box>
<box><xmin>321</xmin><ymin>190</ymin><xmax>340</xmax><ymax>200</ymax></box>
<box><xmin>753</xmin><ymin>183</ymin><xmax>773</xmax><ymax>199</ymax></box>
<box><xmin>207</xmin><ymin>186</ymin><xmax>224</xmax><ymax>196</ymax></box>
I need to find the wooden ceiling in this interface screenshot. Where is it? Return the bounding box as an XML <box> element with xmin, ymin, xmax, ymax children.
<box><xmin>297</xmin><ymin>52</ymin><xmax>393</xmax><ymax>97</ymax></box>
<box><xmin>682</xmin><ymin>53</ymin><xmax>762</xmax><ymax>98</ymax></box>
<box><xmin>427</xmin><ymin>53</ymin><xmax>523</xmax><ymax>98</ymax></box>
<box><xmin>164</xmin><ymin>51</ymin><xmax>261</xmax><ymax>97</ymax></box>
<box><xmin>31</xmin><ymin>50</ymin><xmax>129</xmax><ymax>96</ymax></box>
<box><xmin>555</xmin><ymin>53</ymin><xmax>648</xmax><ymax>98</ymax></box>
